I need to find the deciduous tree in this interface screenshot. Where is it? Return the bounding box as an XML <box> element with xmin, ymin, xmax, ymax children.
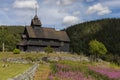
<box><xmin>89</xmin><ymin>40</ymin><xmax>107</xmax><ymax>62</ymax></box>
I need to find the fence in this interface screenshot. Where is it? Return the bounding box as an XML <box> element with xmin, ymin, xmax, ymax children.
<box><xmin>8</xmin><ymin>63</ymin><xmax>39</xmax><ymax>80</ymax></box>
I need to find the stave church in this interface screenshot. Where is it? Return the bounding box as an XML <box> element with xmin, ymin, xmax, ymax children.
<box><xmin>17</xmin><ymin>13</ymin><xmax>70</xmax><ymax>52</ymax></box>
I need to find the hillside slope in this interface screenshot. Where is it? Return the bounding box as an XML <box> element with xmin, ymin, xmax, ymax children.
<box><xmin>66</xmin><ymin>18</ymin><xmax>120</xmax><ymax>55</ymax></box>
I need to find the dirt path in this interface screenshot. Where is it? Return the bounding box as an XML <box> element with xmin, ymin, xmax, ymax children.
<box><xmin>34</xmin><ymin>63</ymin><xmax>51</xmax><ymax>80</ymax></box>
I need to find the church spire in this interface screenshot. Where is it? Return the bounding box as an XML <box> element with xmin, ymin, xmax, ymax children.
<box><xmin>31</xmin><ymin>1</ymin><xmax>42</xmax><ymax>27</ymax></box>
<box><xmin>35</xmin><ymin>2</ymin><xmax>37</xmax><ymax>15</ymax></box>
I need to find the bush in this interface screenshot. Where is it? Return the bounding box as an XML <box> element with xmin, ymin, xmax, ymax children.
<box><xmin>13</xmin><ymin>48</ymin><xmax>20</xmax><ymax>54</ymax></box>
<box><xmin>89</xmin><ymin>40</ymin><xmax>107</xmax><ymax>55</ymax></box>
<box><xmin>44</xmin><ymin>46</ymin><xmax>54</xmax><ymax>54</ymax></box>
<box><xmin>89</xmin><ymin>40</ymin><xmax>107</xmax><ymax>62</ymax></box>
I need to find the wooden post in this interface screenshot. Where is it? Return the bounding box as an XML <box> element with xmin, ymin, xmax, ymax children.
<box><xmin>2</xmin><ymin>42</ymin><xmax>5</xmax><ymax>52</ymax></box>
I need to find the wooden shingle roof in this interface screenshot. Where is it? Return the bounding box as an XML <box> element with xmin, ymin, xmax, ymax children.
<box><xmin>26</xmin><ymin>26</ymin><xmax>36</xmax><ymax>38</ymax></box>
<box><xmin>56</xmin><ymin>31</ymin><xmax>70</xmax><ymax>42</ymax></box>
<box><xmin>25</xmin><ymin>26</ymin><xmax>70</xmax><ymax>42</ymax></box>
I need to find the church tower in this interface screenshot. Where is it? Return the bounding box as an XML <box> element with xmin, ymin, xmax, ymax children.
<box><xmin>31</xmin><ymin>15</ymin><xmax>42</xmax><ymax>27</ymax></box>
<box><xmin>31</xmin><ymin>3</ymin><xmax>42</xmax><ymax>28</ymax></box>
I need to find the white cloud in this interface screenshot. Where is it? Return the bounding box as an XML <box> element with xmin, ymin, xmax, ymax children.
<box><xmin>63</xmin><ymin>16</ymin><xmax>79</xmax><ymax>26</ymax></box>
<box><xmin>38</xmin><ymin>6</ymin><xmax>69</xmax><ymax>25</ymax></box>
<box><xmin>87</xmin><ymin>3</ymin><xmax>111</xmax><ymax>15</ymax></box>
<box><xmin>13</xmin><ymin>0</ymin><xmax>39</xmax><ymax>9</ymax></box>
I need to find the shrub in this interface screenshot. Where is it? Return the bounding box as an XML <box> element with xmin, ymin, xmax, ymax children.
<box><xmin>13</xmin><ymin>48</ymin><xmax>20</xmax><ymax>54</ymax></box>
<box><xmin>44</xmin><ymin>46</ymin><xmax>54</xmax><ymax>54</ymax></box>
<box><xmin>89</xmin><ymin>40</ymin><xmax>107</xmax><ymax>55</ymax></box>
<box><xmin>89</xmin><ymin>40</ymin><xmax>107</xmax><ymax>62</ymax></box>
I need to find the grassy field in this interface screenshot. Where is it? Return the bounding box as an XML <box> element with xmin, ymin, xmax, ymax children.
<box><xmin>0</xmin><ymin>52</ymin><xmax>45</xmax><ymax>59</ymax></box>
<box><xmin>0</xmin><ymin>52</ymin><xmax>120</xmax><ymax>80</ymax></box>
<box><xmin>0</xmin><ymin>62</ymin><xmax>32</xmax><ymax>80</ymax></box>
<box><xmin>47</xmin><ymin>60</ymin><xmax>120</xmax><ymax>80</ymax></box>
<box><xmin>34</xmin><ymin>63</ymin><xmax>51</xmax><ymax>80</ymax></box>
<box><xmin>0</xmin><ymin>52</ymin><xmax>78</xmax><ymax>61</ymax></box>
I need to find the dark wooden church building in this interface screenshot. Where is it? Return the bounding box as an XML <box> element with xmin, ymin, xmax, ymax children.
<box><xmin>17</xmin><ymin>14</ymin><xmax>70</xmax><ymax>52</ymax></box>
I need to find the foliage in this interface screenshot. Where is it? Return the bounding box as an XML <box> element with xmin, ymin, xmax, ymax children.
<box><xmin>44</xmin><ymin>46</ymin><xmax>54</xmax><ymax>54</ymax></box>
<box><xmin>0</xmin><ymin>27</ymin><xmax>8</xmax><ymax>52</ymax></box>
<box><xmin>0</xmin><ymin>26</ymin><xmax>24</xmax><ymax>51</ymax></box>
<box><xmin>13</xmin><ymin>48</ymin><xmax>20</xmax><ymax>54</ymax></box>
<box><xmin>0</xmin><ymin>27</ymin><xmax>8</xmax><ymax>42</ymax></box>
<box><xmin>66</xmin><ymin>18</ymin><xmax>120</xmax><ymax>55</ymax></box>
<box><xmin>89</xmin><ymin>40</ymin><xmax>107</xmax><ymax>55</ymax></box>
<box><xmin>66</xmin><ymin>18</ymin><xmax>120</xmax><ymax>64</ymax></box>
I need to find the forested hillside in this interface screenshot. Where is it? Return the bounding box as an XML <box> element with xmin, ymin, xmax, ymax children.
<box><xmin>66</xmin><ymin>18</ymin><xmax>120</xmax><ymax>56</ymax></box>
<box><xmin>0</xmin><ymin>26</ymin><xmax>24</xmax><ymax>51</ymax></box>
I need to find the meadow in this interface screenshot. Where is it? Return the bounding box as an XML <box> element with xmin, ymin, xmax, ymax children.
<box><xmin>0</xmin><ymin>62</ymin><xmax>32</xmax><ymax>80</ymax></box>
<box><xmin>0</xmin><ymin>52</ymin><xmax>45</xmax><ymax>59</ymax></box>
<box><xmin>47</xmin><ymin>61</ymin><xmax>120</xmax><ymax>80</ymax></box>
<box><xmin>0</xmin><ymin>52</ymin><xmax>120</xmax><ymax>80</ymax></box>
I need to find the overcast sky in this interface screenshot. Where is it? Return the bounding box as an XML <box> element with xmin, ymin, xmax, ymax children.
<box><xmin>0</xmin><ymin>0</ymin><xmax>120</xmax><ymax>29</ymax></box>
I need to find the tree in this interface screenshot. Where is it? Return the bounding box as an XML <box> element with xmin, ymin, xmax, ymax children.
<box><xmin>6</xmin><ymin>34</ymin><xmax>19</xmax><ymax>51</ymax></box>
<box><xmin>0</xmin><ymin>27</ymin><xmax>8</xmax><ymax>52</ymax></box>
<box><xmin>0</xmin><ymin>26</ymin><xmax>21</xmax><ymax>51</ymax></box>
<box><xmin>89</xmin><ymin>40</ymin><xmax>108</xmax><ymax>61</ymax></box>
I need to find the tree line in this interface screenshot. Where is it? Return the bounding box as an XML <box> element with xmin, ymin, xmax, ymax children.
<box><xmin>66</xmin><ymin>18</ymin><xmax>120</xmax><ymax>64</ymax></box>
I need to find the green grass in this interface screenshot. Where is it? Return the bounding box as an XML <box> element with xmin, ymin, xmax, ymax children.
<box><xmin>34</xmin><ymin>63</ymin><xmax>51</xmax><ymax>80</ymax></box>
<box><xmin>0</xmin><ymin>62</ymin><xmax>32</xmax><ymax>80</ymax></box>
<box><xmin>0</xmin><ymin>52</ymin><xmax>80</xmax><ymax>61</ymax></box>
<box><xmin>0</xmin><ymin>52</ymin><xmax>45</xmax><ymax>59</ymax></box>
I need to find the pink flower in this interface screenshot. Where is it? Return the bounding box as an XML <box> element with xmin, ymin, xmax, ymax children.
<box><xmin>89</xmin><ymin>66</ymin><xmax>120</xmax><ymax>79</ymax></box>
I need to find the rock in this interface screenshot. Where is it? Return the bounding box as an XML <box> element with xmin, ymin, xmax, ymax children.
<box><xmin>42</xmin><ymin>57</ymin><xmax>48</xmax><ymax>62</ymax></box>
<box><xmin>47</xmin><ymin>57</ymin><xmax>60</xmax><ymax>62</ymax></box>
